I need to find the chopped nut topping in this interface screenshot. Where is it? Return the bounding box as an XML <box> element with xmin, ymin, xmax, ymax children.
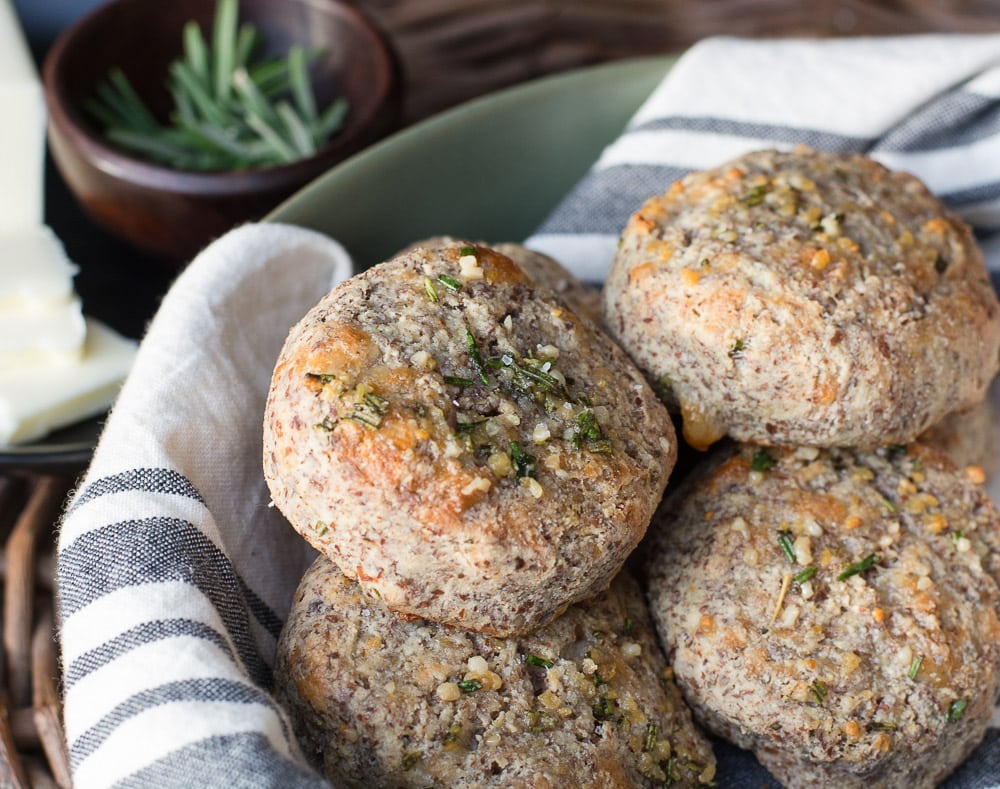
<box><xmin>521</xmin><ymin>477</ymin><xmax>544</xmax><ymax>498</ymax></box>
<box><xmin>460</xmin><ymin>477</ymin><xmax>491</xmax><ymax>497</ymax></box>
<box><xmin>436</xmin><ymin>682</ymin><xmax>461</xmax><ymax>702</ymax></box>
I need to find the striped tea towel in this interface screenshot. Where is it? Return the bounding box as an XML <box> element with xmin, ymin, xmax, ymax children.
<box><xmin>526</xmin><ymin>34</ymin><xmax>1000</xmax><ymax>281</ymax></box>
<box><xmin>57</xmin><ymin>34</ymin><xmax>1000</xmax><ymax>789</ymax></box>
<box><xmin>58</xmin><ymin>224</ymin><xmax>350</xmax><ymax>789</ymax></box>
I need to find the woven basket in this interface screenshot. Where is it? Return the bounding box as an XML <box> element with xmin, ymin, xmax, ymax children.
<box><xmin>8</xmin><ymin>2</ymin><xmax>1000</xmax><ymax>785</ymax></box>
<box><xmin>1</xmin><ymin>474</ymin><xmax>72</xmax><ymax>788</ymax></box>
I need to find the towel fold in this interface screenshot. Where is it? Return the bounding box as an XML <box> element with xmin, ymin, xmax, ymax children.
<box><xmin>58</xmin><ymin>34</ymin><xmax>1000</xmax><ymax>788</ymax></box>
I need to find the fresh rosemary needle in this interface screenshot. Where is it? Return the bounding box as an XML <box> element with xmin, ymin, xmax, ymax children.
<box><xmin>86</xmin><ymin>0</ymin><xmax>350</xmax><ymax>171</ymax></box>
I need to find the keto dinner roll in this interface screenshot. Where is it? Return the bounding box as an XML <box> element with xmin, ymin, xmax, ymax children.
<box><xmin>275</xmin><ymin>556</ymin><xmax>716</xmax><ymax>788</ymax></box>
<box><xmin>604</xmin><ymin>146</ymin><xmax>1000</xmax><ymax>449</ymax></box>
<box><xmin>645</xmin><ymin>442</ymin><xmax>1000</xmax><ymax>789</ymax></box>
<box><xmin>263</xmin><ymin>241</ymin><xmax>675</xmax><ymax>636</ymax></box>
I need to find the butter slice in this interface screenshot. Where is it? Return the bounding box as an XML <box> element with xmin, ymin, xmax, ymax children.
<box><xmin>0</xmin><ymin>318</ymin><xmax>136</xmax><ymax>446</ymax></box>
<box><xmin>0</xmin><ymin>0</ymin><xmax>45</xmax><ymax>233</ymax></box>
<box><xmin>0</xmin><ymin>227</ymin><xmax>87</xmax><ymax>369</ymax></box>
<box><xmin>0</xmin><ymin>226</ymin><xmax>79</xmax><ymax>306</ymax></box>
<box><xmin>0</xmin><ymin>294</ymin><xmax>86</xmax><ymax>370</ymax></box>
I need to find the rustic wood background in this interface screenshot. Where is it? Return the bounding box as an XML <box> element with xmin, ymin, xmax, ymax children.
<box><xmin>354</xmin><ymin>0</ymin><xmax>1000</xmax><ymax>122</ymax></box>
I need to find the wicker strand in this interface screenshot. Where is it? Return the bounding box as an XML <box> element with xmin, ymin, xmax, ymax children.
<box><xmin>32</xmin><ymin>605</ymin><xmax>72</xmax><ymax>789</ymax></box>
<box><xmin>3</xmin><ymin>476</ymin><xmax>70</xmax><ymax>711</ymax></box>
<box><xmin>0</xmin><ymin>701</ymin><xmax>29</xmax><ymax>788</ymax></box>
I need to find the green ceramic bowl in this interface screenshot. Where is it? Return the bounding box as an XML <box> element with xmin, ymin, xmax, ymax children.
<box><xmin>269</xmin><ymin>56</ymin><xmax>673</xmax><ymax>267</ymax></box>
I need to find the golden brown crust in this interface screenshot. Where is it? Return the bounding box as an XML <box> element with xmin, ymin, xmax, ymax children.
<box><xmin>645</xmin><ymin>442</ymin><xmax>1000</xmax><ymax>788</ymax></box>
<box><xmin>604</xmin><ymin>147</ymin><xmax>1000</xmax><ymax>449</ymax></box>
<box><xmin>263</xmin><ymin>242</ymin><xmax>675</xmax><ymax>635</ymax></box>
<box><xmin>491</xmin><ymin>242</ymin><xmax>604</xmax><ymax>326</ymax></box>
<box><xmin>275</xmin><ymin>558</ymin><xmax>716</xmax><ymax>788</ymax></box>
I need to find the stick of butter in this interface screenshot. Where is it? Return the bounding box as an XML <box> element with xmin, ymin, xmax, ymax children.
<box><xmin>0</xmin><ymin>227</ymin><xmax>87</xmax><ymax>369</ymax></box>
<box><xmin>0</xmin><ymin>318</ymin><xmax>136</xmax><ymax>446</ymax></box>
<box><xmin>0</xmin><ymin>0</ymin><xmax>45</xmax><ymax>233</ymax></box>
<box><xmin>0</xmin><ymin>4</ymin><xmax>137</xmax><ymax>447</ymax></box>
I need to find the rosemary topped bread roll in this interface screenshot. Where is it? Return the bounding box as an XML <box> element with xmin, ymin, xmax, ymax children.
<box><xmin>604</xmin><ymin>147</ymin><xmax>1000</xmax><ymax>449</ymax></box>
<box><xmin>275</xmin><ymin>558</ymin><xmax>716</xmax><ymax>788</ymax></box>
<box><xmin>645</xmin><ymin>442</ymin><xmax>1000</xmax><ymax>789</ymax></box>
<box><xmin>263</xmin><ymin>241</ymin><xmax>675</xmax><ymax>636</ymax></box>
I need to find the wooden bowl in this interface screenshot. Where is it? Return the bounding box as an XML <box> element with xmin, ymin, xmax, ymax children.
<box><xmin>42</xmin><ymin>0</ymin><xmax>400</xmax><ymax>263</ymax></box>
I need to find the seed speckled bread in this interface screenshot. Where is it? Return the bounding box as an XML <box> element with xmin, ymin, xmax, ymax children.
<box><xmin>604</xmin><ymin>147</ymin><xmax>1000</xmax><ymax>449</ymax></box>
<box><xmin>491</xmin><ymin>242</ymin><xmax>603</xmax><ymax>326</ymax></box>
<box><xmin>401</xmin><ymin>237</ymin><xmax>603</xmax><ymax>325</ymax></box>
<box><xmin>275</xmin><ymin>556</ymin><xmax>716</xmax><ymax>788</ymax></box>
<box><xmin>645</xmin><ymin>443</ymin><xmax>1000</xmax><ymax>789</ymax></box>
<box><xmin>263</xmin><ymin>243</ymin><xmax>675</xmax><ymax>636</ymax></box>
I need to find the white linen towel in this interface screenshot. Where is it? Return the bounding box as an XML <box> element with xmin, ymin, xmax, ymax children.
<box><xmin>526</xmin><ymin>34</ymin><xmax>1000</xmax><ymax>280</ymax></box>
<box><xmin>58</xmin><ymin>34</ymin><xmax>1000</xmax><ymax>789</ymax></box>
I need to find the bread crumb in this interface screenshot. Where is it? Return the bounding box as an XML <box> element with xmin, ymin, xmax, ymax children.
<box><xmin>965</xmin><ymin>465</ymin><xmax>986</xmax><ymax>485</ymax></box>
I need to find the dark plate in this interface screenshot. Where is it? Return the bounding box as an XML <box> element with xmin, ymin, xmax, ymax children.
<box><xmin>0</xmin><ymin>413</ymin><xmax>102</xmax><ymax>475</ymax></box>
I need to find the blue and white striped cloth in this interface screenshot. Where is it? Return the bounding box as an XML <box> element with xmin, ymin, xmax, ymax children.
<box><xmin>58</xmin><ymin>34</ymin><xmax>1000</xmax><ymax>789</ymax></box>
<box><xmin>526</xmin><ymin>34</ymin><xmax>1000</xmax><ymax>281</ymax></box>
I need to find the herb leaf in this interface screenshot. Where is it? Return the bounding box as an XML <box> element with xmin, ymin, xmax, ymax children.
<box><xmin>751</xmin><ymin>449</ymin><xmax>775</xmax><ymax>472</ymax></box>
<box><xmin>86</xmin><ymin>0</ymin><xmax>350</xmax><ymax>171</ymax></box>
<box><xmin>778</xmin><ymin>530</ymin><xmax>797</xmax><ymax>563</ymax></box>
<box><xmin>572</xmin><ymin>408</ymin><xmax>612</xmax><ymax>454</ymax></box>
<box><xmin>808</xmin><ymin>679</ymin><xmax>828</xmax><ymax>706</ymax></box>
<box><xmin>742</xmin><ymin>184</ymin><xmax>769</xmax><ymax>206</ymax></box>
<box><xmin>456</xmin><ymin>679</ymin><xmax>482</xmax><ymax>693</ymax></box>
<box><xmin>465</xmin><ymin>330</ymin><xmax>489</xmax><ymax>384</ymax></box>
<box><xmin>510</xmin><ymin>441</ymin><xmax>537</xmax><ymax>479</ymax></box>
<box><xmin>947</xmin><ymin>698</ymin><xmax>968</xmax><ymax>723</ymax></box>
<box><xmin>643</xmin><ymin>723</ymin><xmax>658</xmax><ymax>752</ymax></box>
<box><xmin>437</xmin><ymin>274</ymin><xmax>463</xmax><ymax>292</ymax></box>
<box><xmin>592</xmin><ymin>696</ymin><xmax>614</xmax><ymax>721</ymax></box>
<box><xmin>836</xmin><ymin>553</ymin><xmax>880</xmax><ymax>582</ymax></box>
<box><xmin>524</xmin><ymin>654</ymin><xmax>554</xmax><ymax>669</ymax></box>
<box><xmin>346</xmin><ymin>391</ymin><xmax>389</xmax><ymax>430</ymax></box>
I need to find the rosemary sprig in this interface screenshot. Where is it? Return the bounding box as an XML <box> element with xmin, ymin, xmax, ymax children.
<box><xmin>836</xmin><ymin>553</ymin><xmax>881</xmax><ymax>582</ymax></box>
<box><xmin>86</xmin><ymin>0</ymin><xmax>350</xmax><ymax>171</ymax></box>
